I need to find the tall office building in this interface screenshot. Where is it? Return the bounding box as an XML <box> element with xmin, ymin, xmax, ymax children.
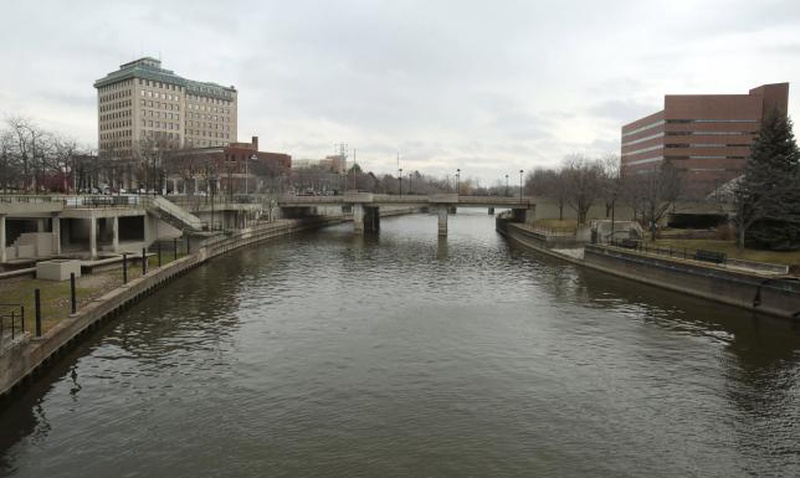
<box><xmin>621</xmin><ymin>83</ymin><xmax>789</xmax><ymax>198</ymax></box>
<box><xmin>94</xmin><ymin>57</ymin><xmax>238</xmax><ymax>158</ymax></box>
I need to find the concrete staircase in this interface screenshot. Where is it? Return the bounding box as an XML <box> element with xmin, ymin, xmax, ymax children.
<box><xmin>146</xmin><ymin>196</ymin><xmax>204</xmax><ymax>232</ymax></box>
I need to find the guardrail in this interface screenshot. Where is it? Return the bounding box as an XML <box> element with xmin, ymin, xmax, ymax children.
<box><xmin>0</xmin><ymin>303</ymin><xmax>25</xmax><ymax>345</ymax></box>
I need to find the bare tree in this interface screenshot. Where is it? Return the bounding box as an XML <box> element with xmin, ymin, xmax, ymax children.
<box><xmin>562</xmin><ymin>155</ymin><xmax>605</xmax><ymax>226</ymax></box>
<box><xmin>528</xmin><ymin>167</ymin><xmax>569</xmax><ymax>220</ymax></box>
<box><xmin>624</xmin><ymin>162</ymin><xmax>683</xmax><ymax>240</ymax></box>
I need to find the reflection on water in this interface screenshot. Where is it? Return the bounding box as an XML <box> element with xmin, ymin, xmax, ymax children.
<box><xmin>1</xmin><ymin>212</ymin><xmax>799</xmax><ymax>477</ymax></box>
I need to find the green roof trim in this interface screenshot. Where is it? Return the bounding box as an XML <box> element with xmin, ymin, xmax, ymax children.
<box><xmin>94</xmin><ymin>57</ymin><xmax>236</xmax><ymax>99</ymax></box>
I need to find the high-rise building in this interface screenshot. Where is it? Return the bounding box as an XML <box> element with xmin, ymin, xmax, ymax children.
<box><xmin>621</xmin><ymin>83</ymin><xmax>789</xmax><ymax>198</ymax></box>
<box><xmin>94</xmin><ymin>57</ymin><xmax>238</xmax><ymax>159</ymax></box>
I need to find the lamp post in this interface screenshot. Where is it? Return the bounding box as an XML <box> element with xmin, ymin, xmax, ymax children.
<box><xmin>519</xmin><ymin>169</ymin><xmax>524</xmax><ymax>200</ymax></box>
<box><xmin>398</xmin><ymin>168</ymin><xmax>403</xmax><ymax>197</ymax></box>
<box><xmin>456</xmin><ymin>169</ymin><xmax>461</xmax><ymax>196</ymax></box>
<box><xmin>505</xmin><ymin>174</ymin><xmax>509</xmax><ymax>197</ymax></box>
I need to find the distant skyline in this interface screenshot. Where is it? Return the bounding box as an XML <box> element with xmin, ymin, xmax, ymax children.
<box><xmin>1</xmin><ymin>0</ymin><xmax>799</xmax><ymax>186</ymax></box>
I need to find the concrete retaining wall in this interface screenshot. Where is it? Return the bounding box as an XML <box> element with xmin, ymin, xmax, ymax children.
<box><xmin>582</xmin><ymin>245</ymin><xmax>800</xmax><ymax>319</ymax></box>
<box><xmin>499</xmin><ymin>221</ymin><xmax>800</xmax><ymax>320</ymax></box>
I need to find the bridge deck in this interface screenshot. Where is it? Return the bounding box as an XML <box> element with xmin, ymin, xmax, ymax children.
<box><xmin>278</xmin><ymin>194</ymin><xmax>532</xmax><ymax>208</ymax></box>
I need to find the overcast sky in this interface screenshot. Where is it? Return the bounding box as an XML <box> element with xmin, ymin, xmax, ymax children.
<box><xmin>1</xmin><ymin>0</ymin><xmax>799</xmax><ymax>186</ymax></box>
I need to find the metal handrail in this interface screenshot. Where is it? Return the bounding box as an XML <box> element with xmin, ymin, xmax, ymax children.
<box><xmin>0</xmin><ymin>303</ymin><xmax>25</xmax><ymax>343</ymax></box>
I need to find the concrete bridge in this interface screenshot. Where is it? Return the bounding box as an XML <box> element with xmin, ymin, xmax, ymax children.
<box><xmin>278</xmin><ymin>193</ymin><xmax>535</xmax><ymax>235</ymax></box>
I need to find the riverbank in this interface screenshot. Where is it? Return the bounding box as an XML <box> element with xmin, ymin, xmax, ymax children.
<box><xmin>0</xmin><ymin>217</ymin><xmax>343</xmax><ymax>397</ymax></box>
<box><xmin>498</xmin><ymin>219</ymin><xmax>800</xmax><ymax>320</ymax></box>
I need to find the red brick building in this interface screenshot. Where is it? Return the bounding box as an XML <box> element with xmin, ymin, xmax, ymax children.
<box><xmin>165</xmin><ymin>136</ymin><xmax>291</xmax><ymax>194</ymax></box>
<box><xmin>621</xmin><ymin>83</ymin><xmax>789</xmax><ymax>199</ymax></box>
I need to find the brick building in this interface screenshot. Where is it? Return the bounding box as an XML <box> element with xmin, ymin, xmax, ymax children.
<box><xmin>621</xmin><ymin>83</ymin><xmax>789</xmax><ymax>199</ymax></box>
<box><xmin>165</xmin><ymin>136</ymin><xmax>291</xmax><ymax>195</ymax></box>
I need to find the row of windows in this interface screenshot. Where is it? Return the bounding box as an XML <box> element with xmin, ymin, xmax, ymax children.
<box><xmin>186</xmin><ymin>104</ymin><xmax>231</xmax><ymax>115</ymax></box>
<box><xmin>140</xmin><ymin>99</ymin><xmax>181</xmax><ymax>111</ymax></box>
<box><xmin>665</xmin><ymin>131</ymin><xmax>757</xmax><ymax>136</ymax></box>
<box><xmin>98</xmin><ymin>80</ymin><xmax>133</xmax><ymax>92</ymax></box>
<box><xmin>186</xmin><ymin>138</ymin><xmax>228</xmax><ymax>147</ymax></box>
<box><xmin>186</xmin><ymin>94</ymin><xmax>232</xmax><ymax>105</ymax></box>
<box><xmin>622</xmin><ymin>120</ymin><xmax>664</xmax><ymax>138</ymax></box>
<box><xmin>187</xmin><ymin>121</ymin><xmax>229</xmax><ymax>131</ymax></box>
<box><xmin>141</xmin><ymin>89</ymin><xmax>181</xmax><ymax>101</ymax></box>
<box><xmin>100</xmin><ymin>140</ymin><xmax>133</xmax><ymax>150</ymax></box>
<box><xmin>141</xmin><ymin>120</ymin><xmax>180</xmax><ymax>130</ymax></box>
<box><xmin>626</xmin><ymin>156</ymin><xmax>662</xmax><ymax>166</ymax></box>
<box><xmin>143</xmin><ymin>130</ymin><xmax>180</xmax><ymax>141</ymax></box>
<box><xmin>664</xmin><ymin>143</ymin><xmax>750</xmax><ymax>149</ymax></box>
<box><xmin>100</xmin><ymin>120</ymin><xmax>131</xmax><ymax>131</ymax></box>
<box><xmin>621</xmin><ymin>132</ymin><xmax>664</xmax><ymax>148</ymax></box>
<box><xmin>100</xmin><ymin>109</ymin><xmax>131</xmax><ymax>122</ymax></box>
<box><xmin>185</xmin><ymin>129</ymin><xmax>229</xmax><ymax>139</ymax></box>
<box><xmin>143</xmin><ymin>109</ymin><xmax>180</xmax><ymax>121</ymax></box>
<box><xmin>666</xmin><ymin>119</ymin><xmax>758</xmax><ymax>124</ymax></box>
<box><xmin>100</xmin><ymin>99</ymin><xmax>132</xmax><ymax>112</ymax></box>
<box><xmin>665</xmin><ymin>155</ymin><xmax>747</xmax><ymax>160</ymax></box>
<box><xmin>99</xmin><ymin>88</ymin><xmax>131</xmax><ymax>103</ymax></box>
<box><xmin>621</xmin><ymin>144</ymin><xmax>662</xmax><ymax>157</ymax></box>
<box><xmin>139</xmin><ymin>78</ymin><xmax>182</xmax><ymax>91</ymax></box>
<box><xmin>187</xmin><ymin>111</ymin><xmax>230</xmax><ymax>122</ymax></box>
<box><xmin>100</xmin><ymin>129</ymin><xmax>131</xmax><ymax>140</ymax></box>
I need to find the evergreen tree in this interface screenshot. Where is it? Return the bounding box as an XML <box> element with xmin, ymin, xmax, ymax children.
<box><xmin>735</xmin><ymin>109</ymin><xmax>800</xmax><ymax>250</ymax></box>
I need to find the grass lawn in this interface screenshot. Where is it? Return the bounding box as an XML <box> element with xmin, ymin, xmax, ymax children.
<box><xmin>645</xmin><ymin>237</ymin><xmax>800</xmax><ymax>266</ymax></box>
<box><xmin>0</xmin><ymin>254</ymin><xmax>185</xmax><ymax>336</ymax></box>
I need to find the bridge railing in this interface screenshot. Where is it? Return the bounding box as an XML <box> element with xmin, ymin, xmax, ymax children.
<box><xmin>277</xmin><ymin>194</ymin><xmax>532</xmax><ymax>207</ymax></box>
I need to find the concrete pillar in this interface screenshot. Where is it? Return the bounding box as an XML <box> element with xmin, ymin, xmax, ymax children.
<box><xmin>52</xmin><ymin>215</ymin><xmax>61</xmax><ymax>255</ymax></box>
<box><xmin>112</xmin><ymin>216</ymin><xmax>119</xmax><ymax>252</ymax></box>
<box><xmin>0</xmin><ymin>214</ymin><xmax>6</xmax><ymax>263</ymax></box>
<box><xmin>353</xmin><ymin>203</ymin><xmax>364</xmax><ymax>234</ymax></box>
<box><xmin>89</xmin><ymin>217</ymin><xmax>97</xmax><ymax>259</ymax></box>
<box><xmin>438</xmin><ymin>206</ymin><xmax>448</xmax><ymax>237</ymax></box>
<box><xmin>525</xmin><ymin>209</ymin><xmax>536</xmax><ymax>225</ymax></box>
<box><xmin>37</xmin><ymin>219</ymin><xmax>46</xmax><ymax>233</ymax></box>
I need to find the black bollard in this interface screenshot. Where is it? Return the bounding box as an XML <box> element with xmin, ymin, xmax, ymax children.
<box><xmin>35</xmin><ymin>289</ymin><xmax>42</xmax><ymax>337</ymax></box>
<box><xmin>174</xmin><ymin>238</ymin><xmax>178</xmax><ymax>261</ymax></box>
<box><xmin>70</xmin><ymin>272</ymin><xmax>77</xmax><ymax>314</ymax></box>
<box><xmin>123</xmin><ymin>253</ymin><xmax>128</xmax><ymax>284</ymax></box>
<box><xmin>158</xmin><ymin>242</ymin><xmax>162</xmax><ymax>267</ymax></box>
<box><xmin>142</xmin><ymin>248</ymin><xmax>147</xmax><ymax>275</ymax></box>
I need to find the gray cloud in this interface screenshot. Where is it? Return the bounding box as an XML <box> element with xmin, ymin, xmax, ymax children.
<box><xmin>1</xmin><ymin>0</ymin><xmax>799</xmax><ymax>183</ymax></box>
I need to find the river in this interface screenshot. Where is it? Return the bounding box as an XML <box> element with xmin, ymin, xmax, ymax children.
<box><xmin>1</xmin><ymin>212</ymin><xmax>799</xmax><ymax>477</ymax></box>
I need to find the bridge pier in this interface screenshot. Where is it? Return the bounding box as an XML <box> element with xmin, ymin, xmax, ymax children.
<box><xmin>353</xmin><ymin>204</ymin><xmax>364</xmax><ymax>234</ymax></box>
<box><xmin>352</xmin><ymin>204</ymin><xmax>380</xmax><ymax>234</ymax></box>
<box><xmin>438</xmin><ymin>207</ymin><xmax>448</xmax><ymax>236</ymax></box>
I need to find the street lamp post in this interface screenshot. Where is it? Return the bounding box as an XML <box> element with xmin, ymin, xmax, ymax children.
<box><xmin>505</xmin><ymin>174</ymin><xmax>509</xmax><ymax>197</ymax></box>
<box><xmin>456</xmin><ymin>169</ymin><xmax>461</xmax><ymax>196</ymax></box>
<box><xmin>519</xmin><ymin>169</ymin><xmax>524</xmax><ymax>200</ymax></box>
<box><xmin>399</xmin><ymin>168</ymin><xmax>403</xmax><ymax>197</ymax></box>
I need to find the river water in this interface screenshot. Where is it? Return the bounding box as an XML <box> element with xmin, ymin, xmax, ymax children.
<box><xmin>1</xmin><ymin>212</ymin><xmax>799</xmax><ymax>477</ymax></box>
